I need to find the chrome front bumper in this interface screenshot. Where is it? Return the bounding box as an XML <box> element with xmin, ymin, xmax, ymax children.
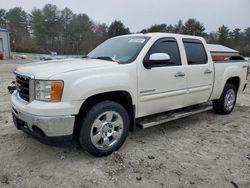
<box><xmin>12</xmin><ymin>105</ymin><xmax>75</xmax><ymax>139</ymax></box>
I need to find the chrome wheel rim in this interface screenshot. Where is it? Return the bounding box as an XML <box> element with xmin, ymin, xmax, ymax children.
<box><xmin>224</xmin><ymin>89</ymin><xmax>235</xmax><ymax>111</ymax></box>
<box><xmin>90</xmin><ymin>111</ymin><xmax>124</xmax><ymax>150</ymax></box>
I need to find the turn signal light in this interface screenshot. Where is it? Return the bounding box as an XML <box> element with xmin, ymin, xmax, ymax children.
<box><xmin>51</xmin><ymin>81</ymin><xmax>63</xmax><ymax>102</ymax></box>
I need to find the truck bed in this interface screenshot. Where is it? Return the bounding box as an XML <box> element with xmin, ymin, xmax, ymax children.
<box><xmin>211</xmin><ymin>60</ymin><xmax>248</xmax><ymax>100</ymax></box>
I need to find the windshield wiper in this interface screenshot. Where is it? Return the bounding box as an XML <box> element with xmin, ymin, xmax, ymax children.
<box><xmin>93</xmin><ymin>56</ymin><xmax>115</xmax><ymax>62</ymax></box>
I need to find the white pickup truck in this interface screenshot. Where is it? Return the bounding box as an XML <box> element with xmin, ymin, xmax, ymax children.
<box><xmin>10</xmin><ymin>33</ymin><xmax>248</xmax><ymax>156</ymax></box>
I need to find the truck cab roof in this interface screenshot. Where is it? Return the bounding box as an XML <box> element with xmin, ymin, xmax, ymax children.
<box><xmin>116</xmin><ymin>32</ymin><xmax>206</xmax><ymax>41</ymax></box>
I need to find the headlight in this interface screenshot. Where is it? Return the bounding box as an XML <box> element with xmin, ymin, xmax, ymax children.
<box><xmin>35</xmin><ymin>80</ymin><xmax>63</xmax><ymax>102</ymax></box>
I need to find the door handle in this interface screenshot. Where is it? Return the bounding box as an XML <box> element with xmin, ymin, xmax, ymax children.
<box><xmin>175</xmin><ymin>72</ymin><xmax>186</xmax><ymax>77</ymax></box>
<box><xmin>204</xmin><ymin>69</ymin><xmax>212</xmax><ymax>74</ymax></box>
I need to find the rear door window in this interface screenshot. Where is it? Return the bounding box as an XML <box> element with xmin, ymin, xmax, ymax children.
<box><xmin>183</xmin><ymin>39</ymin><xmax>208</xmax><ymax>65</ymax></box>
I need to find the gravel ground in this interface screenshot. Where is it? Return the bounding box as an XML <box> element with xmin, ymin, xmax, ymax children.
<box><xmin>0</xmin><ymin>60</ymin><xmax>250</xmax><ymax>188</ymax></box>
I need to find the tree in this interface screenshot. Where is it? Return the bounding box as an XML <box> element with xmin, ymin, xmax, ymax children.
<box><xmin>166</xmin><ymin>24</ymin><xmax>175</xmax><ymax>33</ymax></box>
<box><xmin>30</xmin><ymin>8</ymin><xmax>47</xmax><ymax>52</ymax></box>
<box><xmin>2</xmin><ymin>4</ymin><xmax>249</xmax><ymax>56</ymax></box>
<box><xmin>140</xmin><ymin>24</ymin><xmax>179</xmax><ymax>33</ymax></box>
<box><xmin>60</xmin><ymin>8</ymin><xmax>74</xmax><ymax>53</ymax></box>
<box><xmin>108</xmin><ymin>20</ymin><xmax>130</xmax><ymax>37</ymax></box>
<box><xmin>0</xmin><ymin>9</ymin><xmax>6</xmax><ymax>28</ymax></box>
<box><xmin>229</xmin><ymin>28</ymin><xmax>243</xmax><ymax>49</ymax></box>
<box><xmin>183</xmin><ymin>18</ymin><xmax>206</xmax><ymax>36</ymax></box>
<box><xmin>42</xmin><ymin>4</ymin><xmax>62</xmax><ymax>51</ymax></box>
<box><xmin>206</xmin><ymin>32</ymin><xmax>218</xmax><ymax>44</ymax></box>
<box><xmin>243</xmin><ymin>27</ymin><xmax>250</xmax><ymax>56</ymax></box>
<box><xmin>144</xmin><ymin>24</ymin><xmax>167</xmax><ymax>33</ymax></box>
<box><xmin>173</xmin><ymin>20</ymin><xmax>184</xmax><ymax>34</ymax></box>
<box><xmin>92</xmin><ymin>23</ymin><xmax>108</xmax><ymax>45</ymax></box>
<box><xmin>245</xmin><ymin>27</ymin><xmax>250</xmax><ymax>44</ymax></box>
<box><xmin>5</xmin><ymin>7</ymin><xmax>30</xmax><ymax>51</ymax></box>
<box><xmin>31</xmin><ymin>4</ymin><xmax>67</xmax><ymax>53</ymax></box>
<box><xmin>217</xmin><ymin>25</ymin><xmax>230</xmax><ymax>46</ymax></box>
<box><xmin>68</xmin><ymin>13</ymin><xmax>93</xmax><ymax>54</ymax></box>
<box><xmin>30</xmin><ymin>4</ymin><xmax>106</xmax><ymax>54</ymax></box>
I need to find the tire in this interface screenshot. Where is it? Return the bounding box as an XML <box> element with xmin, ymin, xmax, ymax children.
<box><xmin>213</xmin><ymin>83</ymin><xmax>237</xmax><ymax>115</ymax></box>
<box><xmin>78</xmin><ymin>101</ymin><xmax>129</xmax><ymax>157</ymax></box>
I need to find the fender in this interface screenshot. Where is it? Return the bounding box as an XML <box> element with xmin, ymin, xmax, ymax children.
<box><xmin>71</xmin><ymin>72</ymin><xmax>136</xmax><ymax>103</ymax></box>
<box><xmin>211</xmin><ymin>63</ymin><xmax>241</xmax><ymax>100</ymax></box>
<box><xmin>51</xmin><ymin>64</ymin><xmax>138</xmax><ymax>108</ymax></box>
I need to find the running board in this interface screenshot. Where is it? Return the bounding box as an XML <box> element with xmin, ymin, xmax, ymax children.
<box><xmin>137</xmin><ymin>104</ymin><xmax>212</xmax><ymax>129</ymax></box>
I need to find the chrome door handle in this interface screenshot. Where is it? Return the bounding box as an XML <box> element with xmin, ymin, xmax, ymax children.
<box><xmin>204</xmin><ymin>69</ymin><xmax>212</xmax><ymax>74</ymax></box>
<box><xmin>175</xmin><ymin>72</ymin><xmax>186</xmax><ymax>77</ymax></box>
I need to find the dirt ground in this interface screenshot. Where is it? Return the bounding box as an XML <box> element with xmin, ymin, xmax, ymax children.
<box><xmin>0</xmin><ymin>60</ymin><xmax>250</xmax><ymax>188</ymax></box>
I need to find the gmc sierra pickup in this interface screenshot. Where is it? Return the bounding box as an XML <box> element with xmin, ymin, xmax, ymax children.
<box><xmin>9</xmin><ymin>33</ymin><xmax>248</xmax><ymax>156</ymax></box>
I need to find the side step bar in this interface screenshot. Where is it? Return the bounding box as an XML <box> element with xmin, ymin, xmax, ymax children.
<box><xmin>137</xmin><ymin>104</ymin><xmax>213</xmax><ymax>129</ymax></box>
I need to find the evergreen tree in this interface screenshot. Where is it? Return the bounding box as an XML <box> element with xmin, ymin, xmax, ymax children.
<box><xmin>108</xmin><ymin>20</ymin><xmax>130</xmax><ymax>37</ymax></box>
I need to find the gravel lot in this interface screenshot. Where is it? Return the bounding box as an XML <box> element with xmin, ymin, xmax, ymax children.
<box><xmin>0</xmin><ymin>60</ymin><xmax>250</xmax><ymax>188</ymax></box>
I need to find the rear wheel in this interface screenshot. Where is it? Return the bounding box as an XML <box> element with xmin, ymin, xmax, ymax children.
<box><xmin>213</xmin><ymin>83</ymin><xmax>237</xmax><ymax>114</ymax></box>
<box><xmin>78</xmin><ymin>101</ymin><xmax>129</xmax><ymax>157</ymax></box>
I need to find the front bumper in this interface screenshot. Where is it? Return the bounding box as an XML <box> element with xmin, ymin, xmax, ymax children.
<box><xmin>12</xmin><ymin>104</ymin><xmax>75</xmax><ymax>141</ymax></box>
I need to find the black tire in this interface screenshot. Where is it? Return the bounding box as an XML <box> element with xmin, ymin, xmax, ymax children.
<box><xmin>78</xmin><ymin>101</ymin><xmax>129</xmax><ymax>157</ymax></box>
<box><xmin>213</xmin><ymin>83</ymin><xmax>237</xmax><ymax>115</ymax></box>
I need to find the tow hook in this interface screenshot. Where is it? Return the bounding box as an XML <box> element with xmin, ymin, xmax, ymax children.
<box><xmin>8</xmin><ymin>81</ymin><xmax>16</xmax><ymax>94</ymax></box>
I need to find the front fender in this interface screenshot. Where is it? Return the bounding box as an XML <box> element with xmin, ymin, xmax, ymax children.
<box><xmin>70</xmin><ymin>72</ymin><xmax>137</xmax><ymax>103</ymax></box>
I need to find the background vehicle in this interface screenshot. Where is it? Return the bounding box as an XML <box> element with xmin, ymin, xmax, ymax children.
<box><xmin>246</xmin><ymin>57</ymin><xmax>250</xmax><ymax>73</ymax></box>
<box><xmin>40</xmin><ymin>52</ymin><xmax>64</xmax><ymax>61</ymax></box>
<box><xmin>9</xmin><ymin>33</ymin><xmax>248</xmax><ymax>156</ymax></box>
<box><xmin>0</xmin><ymin>51</ymin><xmax>3</xmax><ymax>60</ymax></box>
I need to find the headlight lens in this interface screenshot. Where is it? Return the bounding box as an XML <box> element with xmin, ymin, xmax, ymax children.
<box><xmin>35</xmin><ymin>80</ymin><xmax>63</xmax><ymax>102</ymax></box>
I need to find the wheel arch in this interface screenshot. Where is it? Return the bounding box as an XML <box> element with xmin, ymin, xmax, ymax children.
<box><xmin>225</xmin><ymin>76</ymin><xmax>240</xmax><ymax>92</ymax></box>
<box><xmin>73</xmin><ymin>90</ymin><xmax>135</xmax><ymax>139</ymax></box>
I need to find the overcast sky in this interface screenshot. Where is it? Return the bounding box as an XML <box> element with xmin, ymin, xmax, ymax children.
<box><xmin>3</xmin><ymin>0</ymin><xmax>250</xmax><ymax>32</ymax></box>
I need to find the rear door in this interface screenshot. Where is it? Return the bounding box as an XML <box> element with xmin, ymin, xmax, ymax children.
<box><xmin>182</xmin><ymin>38</ymin><xmax>214</xmax><ymax>106</ymax></box>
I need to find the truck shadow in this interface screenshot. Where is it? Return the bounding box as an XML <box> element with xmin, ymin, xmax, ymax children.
<box><xmin>11</xmin><ymin>109</ymin><xmax>237</xmax><ymax>159</ymax></box>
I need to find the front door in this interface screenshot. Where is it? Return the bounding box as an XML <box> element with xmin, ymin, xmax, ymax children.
<box><xmin>137</xmin><ymin>38</ymin><xmax>188</xmax><ymax>117</ymax></box>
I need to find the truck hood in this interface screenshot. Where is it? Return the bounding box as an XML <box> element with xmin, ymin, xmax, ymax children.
<box><xmin>15</xmin><ymin>58</ymin><xmax>118</xmax><ymax>79</ymax></box>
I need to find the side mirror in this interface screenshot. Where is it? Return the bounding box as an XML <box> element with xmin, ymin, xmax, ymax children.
<box><xmin>149</xmin><ymin>53</ymin><xmax>170</xmax><ymax>61</ymax></box>
<box><xmin>143</xmin><ymin>53</ymin><xmax>172</xmax><ymax>69</ymax></box>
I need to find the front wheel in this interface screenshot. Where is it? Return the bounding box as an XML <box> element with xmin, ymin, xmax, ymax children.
<box><xmin>213</xmin><ymin>83</ymin><xmax>237</xmax><ymax>114</ymax></box>
<box><xmin>78</xmin><ymin>101</ymin><xmax>129</xmax><ymax>157</ymax></box>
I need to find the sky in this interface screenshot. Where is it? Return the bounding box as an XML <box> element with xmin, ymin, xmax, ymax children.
<box><xmin>2</xmin><ymin>0</ymin><xmax>250</xmax><ymax>32</ymax></box>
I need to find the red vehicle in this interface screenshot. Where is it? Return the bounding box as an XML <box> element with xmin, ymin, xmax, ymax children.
<box><xmin>208</xmin><ymin>44</ymin><xmax>239</xmax><ymax>61</ymax></box>
<box><xmin>0</xmin><ymin>51</ymin><xmax>3</xmax><ymax>60</ymax></box>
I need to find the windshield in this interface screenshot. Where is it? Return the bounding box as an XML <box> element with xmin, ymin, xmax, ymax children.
<box><xmin>88</xmin><ymin>36</ymin><xmax>150</xmax><ymax>63</ymax></box>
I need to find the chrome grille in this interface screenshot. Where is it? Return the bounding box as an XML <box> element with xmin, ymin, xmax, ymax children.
<box><xmin>16</xmin><ymin>75</ymin><xmax>30</xmax><ymax>102</ymax></box>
